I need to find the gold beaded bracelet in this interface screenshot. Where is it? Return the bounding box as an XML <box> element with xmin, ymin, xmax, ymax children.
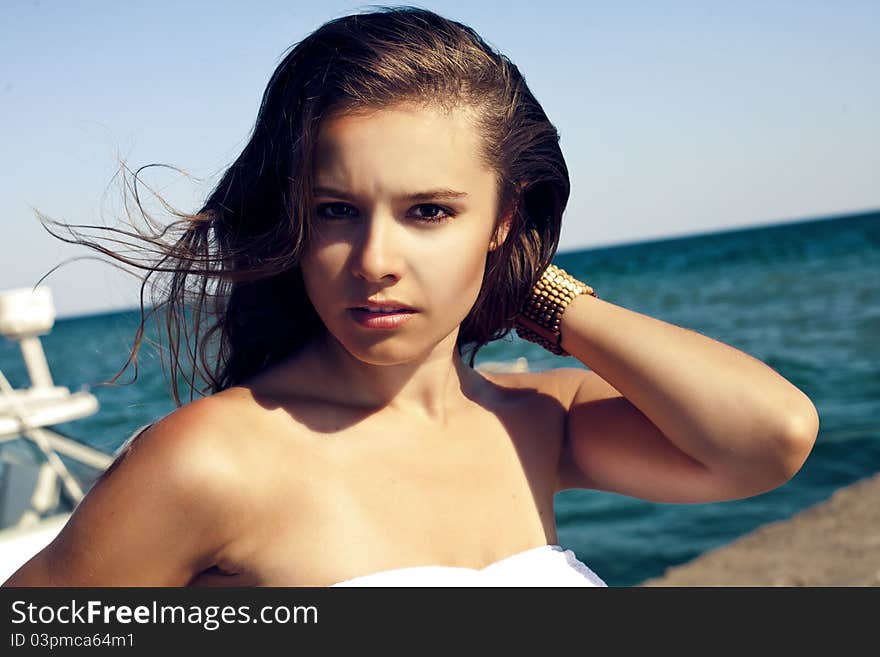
<box><xmin>514</xmin><ymin>264</ymin><xmax>597</xmax><ymax>356</ymax></box>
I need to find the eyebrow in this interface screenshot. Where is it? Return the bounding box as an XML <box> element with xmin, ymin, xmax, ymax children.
<box><xmin>313</xmin><ymin>186</ymin><xmax>468</xmax><ymax>202</ymax></box>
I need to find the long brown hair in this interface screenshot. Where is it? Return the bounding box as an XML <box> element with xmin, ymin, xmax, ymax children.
<box><xmin>37</xmin><ymin>6</ymin><xmax>570</xmax><ymax>406</ymax></box>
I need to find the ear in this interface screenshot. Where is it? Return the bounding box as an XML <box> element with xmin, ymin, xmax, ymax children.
<box><xmin>489</xmin><ymin>207</ymin><xmax>513</xmax><ymax>252</ymax></box>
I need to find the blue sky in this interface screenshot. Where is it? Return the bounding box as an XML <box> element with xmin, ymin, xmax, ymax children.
<box><xmin>1</xmin><ymin>0</ymin><xmax>877</xmax><ymax>317</ymax></box>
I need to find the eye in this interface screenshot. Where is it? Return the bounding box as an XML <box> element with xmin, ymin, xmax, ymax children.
<box><xmin>410</xmin><ymin>204</ymin><xmax>455</xmax><ymax>223</ymax></box>
<box><xmin>316</xmin><ymin>202</ymin><xmax>358</xmax><ymax>220</ymax></box>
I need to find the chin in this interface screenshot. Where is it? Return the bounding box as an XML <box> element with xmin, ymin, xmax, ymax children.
<box><xmin>333</xmin><ymin>322</ymin><xmax>457</xmax><ymax>366</ymax></box>
<box><xmin>341</xmin><ymin>339</ymin><xmax>425</xmax><ymax>366</ymax></box>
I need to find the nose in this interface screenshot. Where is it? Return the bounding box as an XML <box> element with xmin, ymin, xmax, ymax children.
<box><xmin>349</xmin><ymin>210</ymin><xmax>404</xmax><ymax>283</ymax></box>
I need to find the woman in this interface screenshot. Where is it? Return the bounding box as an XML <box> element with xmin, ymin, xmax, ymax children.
<box><xmin>3</xmin><ymin>7</ymin><xmax>818</xmax><ymax>587</ymax></box>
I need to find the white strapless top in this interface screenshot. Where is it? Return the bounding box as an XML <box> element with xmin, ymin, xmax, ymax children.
<box><xmin>330</xmin><ymin>544</ymin><xmax>606</xmax><ymax>587</ymax></box>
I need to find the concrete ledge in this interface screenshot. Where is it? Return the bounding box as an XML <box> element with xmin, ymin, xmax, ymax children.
<box><xmin>638</xmin><ymin>472</ymin><xmax>880</xmax><ymax>586</ymax></box>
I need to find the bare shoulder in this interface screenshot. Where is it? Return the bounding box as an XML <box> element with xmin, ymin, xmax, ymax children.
<box><xmin>479</xmin><ymin>366</ymin><xmax>596</xmax><ymax>407</ymax></box>
<box><xmin>148</xmin><ymin>389</ymin><xmax>264</xmax><ymax>460</ymax></box>
<box><xmin>475</xmin><ymin>366</ymin><xmax>597</xmax><ymax>432</ymax></box>
<box><xmin>3</xmin><ymin>392</ymin><xmax>261</xmax><ymax>587</ymax></box>
<box><xmin>105</xmin><ymin>391</ymin><xmax>261</xmax><ymax>502</ymax></box>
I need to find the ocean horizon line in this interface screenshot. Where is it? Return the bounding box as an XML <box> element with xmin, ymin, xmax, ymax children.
<box><xmin>558</xmin><ymin>205</ymin><xmax>879</xmax><ymax>255</ymax></box>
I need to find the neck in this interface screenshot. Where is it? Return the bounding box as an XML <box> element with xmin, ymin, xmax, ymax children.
<box><xmin>303</xmin><ymin>329</ymin><xmax>486</xmax><ymax>423</ymax></box>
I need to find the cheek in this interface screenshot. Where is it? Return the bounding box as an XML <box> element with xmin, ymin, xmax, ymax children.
<box><xmin>302</xmin><ymin>237</ymin><xmax>347</xmax><ymax>271</ymax></box>
<box><xmin>422</xmin><ymin>239</ymin><xmax>489</xmax><ymax>314</ymax></box>
<box><xmin>299</xmin><ymin>246</ymin><xmax>343</xmax><ymax>309</ymax></box>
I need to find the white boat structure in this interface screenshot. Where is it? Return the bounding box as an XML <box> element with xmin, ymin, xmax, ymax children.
<box><xmin>0</xmin><ymin>287</ymin><xmax>113</xmax><ymax>582</ymax></box>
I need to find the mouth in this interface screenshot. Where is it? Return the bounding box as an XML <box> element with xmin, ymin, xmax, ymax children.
<box><xmin>351</xmin><ymin>305</ymin><xmax>416</xmax><ymax>314</ymax></box>
<box><xmin>348</xmin><ymin>305</ymin><xmax>417</xmax><ymax>329</ymax></box>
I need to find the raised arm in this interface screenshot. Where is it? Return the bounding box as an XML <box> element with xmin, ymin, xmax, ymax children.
<box><xmin>3</xmin><ymin>402</ymin><xmax>247</xmax><ymax>586</ymax></box>
<box><xmin>555</xmin><ymin>293</ymin><xmax>819</xmax><ymax>502</ymax></box>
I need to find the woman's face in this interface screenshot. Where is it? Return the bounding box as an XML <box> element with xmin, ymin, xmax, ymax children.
<box><xmin>300</xmin><ymin>103</ymin><xmax>508</xmax><ymax>365</ymax></box>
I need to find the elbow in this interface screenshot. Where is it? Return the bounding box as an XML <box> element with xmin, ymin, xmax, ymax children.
<box><xmin>776</xmin><ymin>402</ymin><xmax>820</xmax><ymax>481</ymax></box>
<box><xmin>710</xmin><ymin>402</ymin><xmax>820</xmax><ymax>499</ymax></box>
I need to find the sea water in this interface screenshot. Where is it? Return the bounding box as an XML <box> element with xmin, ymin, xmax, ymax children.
<box><xmin>2</xmin><ymin>209</ymin><xmax>877</xmax><ymax>586</ymax></box>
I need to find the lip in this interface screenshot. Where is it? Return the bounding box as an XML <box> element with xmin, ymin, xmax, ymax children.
<box><xmin>348</xmin><ymin>307</ymin><xmax>417</xmax><ymax>329</ymax></box>
<box><xmin>348</xmin><ymin>299</ymin><xmax>417</xmax><ymax>312</ymax></box>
